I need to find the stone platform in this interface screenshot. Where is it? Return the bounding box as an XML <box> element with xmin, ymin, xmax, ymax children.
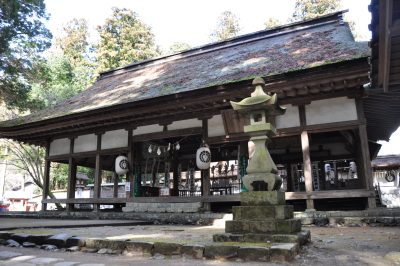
<box><xmin>213</xmin><ymin>191</ymin><xmax>310</xmax><ymax>255</ymax></box>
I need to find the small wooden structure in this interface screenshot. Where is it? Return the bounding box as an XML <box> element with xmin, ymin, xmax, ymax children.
<box><xmin>0</xmin><ymin>11</ymin><xmax>398</xmax><ymax>212</ymax></box>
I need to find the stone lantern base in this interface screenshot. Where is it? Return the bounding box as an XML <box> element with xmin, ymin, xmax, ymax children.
<box><xmin>213</xmin><ymin>191</ymin><xmax>310</xmax><ymax>245</ymax></box>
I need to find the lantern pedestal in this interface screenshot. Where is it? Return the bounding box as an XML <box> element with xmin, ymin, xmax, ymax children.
<box><xmin>213</xmin><ymin>191</ymin><xmax>310</xmax><ymax>245</ymax></box>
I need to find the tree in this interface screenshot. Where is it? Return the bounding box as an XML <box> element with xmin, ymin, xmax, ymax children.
<box><xmin>54</xmin><ymin>18</ymin><xmax>95</xmax><ymax>87</ymax></box>
<box><xmin>0</xmin><ymin>140</ymin><xmax>62</xmax><ymax>209</ymax></box>
<box><xmin>291</xmin><ymin>0</ymin><xmax>341</xmax><ymax>22</ymax></box>
<box><xmin>29</xmin><ymin>53</ymin><xmax>79</xmax><ymax>108</ymax></box>
<box><xmin>264</xmin><ymin>18</ymin><xmax>281</xmax><ymax>29</ymax></box>
<box><xmin>95</xmin><ymin>7</ymin><xmax>159</xmax><ymax>73</ymax></box>
<box><xmin>30</xmin><ymin>19</ymin><xmax>95</xmax><ymax>108</ymax></box>
<box><xmin>167</xmin><ymin>42</ymin><xmax>191</xmax><ymax>54</ymax></box>
<box><xmin>0</xmin><ymin>0</ymin><xmax>52</xmax><ymax>110</ymax></box>
<box><xmin>210</xmin><ymin>11</ymin><xmax>241</xmax><ymax>42</ymax></box>
<box><xmin>55</xmin><ymin>19</ymin><xmax>91</xmax><ymax>67</ymax></box>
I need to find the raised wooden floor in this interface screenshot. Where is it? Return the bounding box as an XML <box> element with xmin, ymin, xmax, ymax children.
<box><xmin>42</xmin><ymin>189</ymin><xmax>374</xmax><ymax>205</ymax></box>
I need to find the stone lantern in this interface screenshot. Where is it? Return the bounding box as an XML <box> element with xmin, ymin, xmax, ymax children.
<box><xmin>213</xmin><ymin>78</ymin><xmax>310</xmax><ymax>251</ymax></box>
<box><xmin>213</xmin><ymin>77</ymin><xmax>309</xmax><ymax>250</ymax></box>
<box><xmin>231</xmin><ymin>77</ymin><xmax>285</xmax><ymax>191</ymax></box>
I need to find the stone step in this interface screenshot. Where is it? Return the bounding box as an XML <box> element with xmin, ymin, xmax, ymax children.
<box><xmin>225</xmin><ymin>218</ymin><xmax>301</xmax><ymax>234</ymax></box>
<box><xmin>122</xmin><ymin>202</ymin><xmax>202</xmax><ymax>213</ymax></box>
<box><xmin>241</xmin><ymin>191</ymin><xmax>285</xmax><ymax>206</ymax></box>
<box><xmin>233</xmin><ymin>205</ymin><xmax>294</xmax><ymax>220</ymax></box>
<box><xmin>213</xmin><ymin>230</ymin><xmax>311</xmax><ymax>245</ymax></box>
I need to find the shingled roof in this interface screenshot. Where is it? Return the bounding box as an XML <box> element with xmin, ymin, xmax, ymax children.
<box><xmin>0</xmin><ymin>11</ymin><xmax>368</xmax><ymax>128</ymax></box>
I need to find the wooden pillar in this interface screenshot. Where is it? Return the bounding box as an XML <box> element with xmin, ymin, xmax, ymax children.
<box><xmin>359</xmin><ymin>124</ymin><xmax>376</xmax><ymax>208</ymax></box>
<box><xmin>113</xmin><ymin>172</ymin><xmax>119</xmax><ymax>198</ymax></box>
<box><xmin>66</xmin><ymin>138</ymin><xmax>76</xmax><ymax>211</ymax></box>
<box><xmin>356</xmin><ymin>99</ymin><xmax>376</xmax><ymax>208</ymax></box>
<box><xmin>93</xmin><ymin>133</ymin><xmax>102</xmax><ymax>212</ymax></box>
<box><xmin>41</xmin><ymin>142</ymin><xmax>51</xmax><ymax>211</ymax></box>
<box><xmin>301</xmin><ymin>131</ymin><xmax>314</xmax><ymax>210</ymax></box>
<box><xmin>299</xmin><ymin>105</ymin><xmax>314</xmax><ymax>210</ymax></box>
<box><xmin>127</xmin><ymin>129</ymin><xmax>134</xmax><ymax>198</ymax></box>
<box><xmin>201</xmin><ymin>119</ymin><xmax>211</xmax><ymax>211</ymax></box>
<box><xmin>172</xmin><ymin>155</ymin><xmax>179</xmax><ymax>196</ymax></box>
<box><xmin>134</xmin><ymin>142</ymin><xmax>142</xmax><ymax>197</ymax></box>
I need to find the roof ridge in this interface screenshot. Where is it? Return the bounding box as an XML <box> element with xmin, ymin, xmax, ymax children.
<box><xmin>98</xmin><ymin>10</ymin><xmax>348</xmax><ymax>80</ymax></box>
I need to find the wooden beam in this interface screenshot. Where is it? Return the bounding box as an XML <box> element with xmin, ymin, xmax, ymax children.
<box><xmin>133</xmin><ymin>127</ymin><xmax>202</xmax><ymax>142</ymax></box>
<box><xmin>42</xmin><ymin>188</ymin><xmax>375</xmax><ymax>205</ymax></box>
<box><xmin>285</xmin><ymin>189</ymin><xmax>375</xmax><ymax>200</ymax></box>
<box><xmin>41</xmin><ymin>142</ymin><xmax>51</xmax><ymax>211</ymax></box>
<box><xmin>301</xmin><ymin>130</ymin><xmax>314</xmax><ymax>210</ymax></box>
<box><xmin>93</xmin><ymin>133</ymin><xmax>102</xmax><ymax>211</ymax></box>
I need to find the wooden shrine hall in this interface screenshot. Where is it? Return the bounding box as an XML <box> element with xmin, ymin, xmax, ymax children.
<box><xmin>1</xmin><ymin>11</ymin><xmax>399</xmax><ymax>212</ymax></box>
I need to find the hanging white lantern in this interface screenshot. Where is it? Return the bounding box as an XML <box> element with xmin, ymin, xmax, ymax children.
<box><xmin>148</xmin><ymin>145</ymin><xmax>152</xmax><ymax>153</ymax></box>
<box><xmin>115</xmin><ymin>155</ymin><xmax>129</xmax><ymax>175</ymax></box>
<box><xmin>157</xmin><ymin>147</ymin><xmax>161</xmax><ymax>156</ymax></box>
<box><xmin>175</xmin><ymin>143</ymin><xmax>180</xmax><ymax>150</ymax></box>
<box><xmin>324</xmin><ymin>163</ymin><xmax>331</xmax><ymax>173</ymax></box>
<box><xmin>196</xmin><ymin>144</ymin><xmax>211</xmax><ymax>169</ymax></box>
<box><xmin>350</xmin><ymin>161</ymin><xmax>357</xmax><ymax>173</ymax></box>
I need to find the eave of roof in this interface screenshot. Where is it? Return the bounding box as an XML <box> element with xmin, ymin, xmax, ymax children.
<box><xmin>372</xmin><ymin>154</ymin><xmax>400</xmax><ymax>168</ymax></box>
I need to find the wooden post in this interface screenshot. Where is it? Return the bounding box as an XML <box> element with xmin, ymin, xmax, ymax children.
<box><xmin>41</xmin><ymin>142</ymin><xmax>51</xmax><ymax>211</ymax></box>
<box><xmin>358</xmin><ymin>124</ymin><xmax>376</xmax><ymax>208</ymax></box>
<box><xmin>93</xmin><ymin>133</ymin><xmax>102</xmax><ymax>212</ymax></box>
<box><xmin>66</xmin><ymin>138</ymin><xmax>76</xmax><ymax>212</ymax></box>
<box><xmin>172</xmin><ymin>156</ymin><xmax>179</xmax><ymax>197</ymax></box>
<box><xmin>127</xmin><ymin>129</ymin><xmax>134</xmax><ymax>198</ymax></box>
<box><xmin>301</xmin><ymin>131</ymin><xmax>314</xmax><ymax>210</ymax></box>
<box><xmin>299</xmin><ymin>105</ymin><xmax>314</xmax><ymax>210</ymax></box>
<box><xmin>356</xmin><ymin>99</ymin><xmax>376</xmax><ymax>208</ymax></box>
<box><xmin>201</xmin><ymin>119</ymin><xmax>211</xmax><ymax>211</ymax></box>
<box><xmin>113</xmin><ymin>172</ymin><xmax>119</xmax><ymax>198</ymax></box>
<box><xmin>134</xmin><ymin>142</ymin><xmax>143</xmax><ymax>197</ymax></box>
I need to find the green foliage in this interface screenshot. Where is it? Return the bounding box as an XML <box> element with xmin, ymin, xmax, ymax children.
<box><xmin>55</xmin><ymin>18</ymin><xmax>91</xmax><ymax>67</ymax></box>
<box><xmin>30</xmin><ymin>18</ymin><xmax>95</xmax><ymax>108</ymax></box>
<box><xmin>95</xmin><ymin>7</ymin><xmax>160</xmax><ymax>73</ymax></box>
<box><xmin>29</xmin><ymin>53</ymin><xmax>79</xmax><ymax>108</ymax></box>
<box><xmin>167</xmin><ymin>42</ymin><xmax>191</xmax><ymax>54</ymax></box>
<box><xmin>50</xmin><ymin>163</ymin><xmax>68</xmax><ymax>190</ymax></box>
<box><xmin>264</xmin><ymin>18</ymin><xmax>281</xmax><ymax>29</ymax></box>
<box><xmin>210</xmin><ymin>11</ymin><xmax>241</xmax><ymax>42</ymax></box>
<box><xmin>77</xmin><ymin>166</ymin><xmax>95</xmax><ymax>184</ymax></box>
<box><xmin>0</xmin><ymin>0</ymin><xmax>52</xmax><ymax>110</ymax></box>
<box><xmin>292</xmin><ymin>0</ymin><xmax>341</xmax><ymax>21</ymax></box>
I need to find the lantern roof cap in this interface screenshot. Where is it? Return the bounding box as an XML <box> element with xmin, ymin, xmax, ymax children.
<box><xmin>230</xmin><ymin>77</ymin><xmax>286</xmax><ymax>115</ymax></box>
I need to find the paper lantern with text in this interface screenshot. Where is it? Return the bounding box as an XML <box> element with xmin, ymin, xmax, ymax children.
<box><xmin>350</xmin><ymin>161</ymin><xmax>357</xmax><ymax>173</ymax></box>
<box><xmin>196</xmin><ymin>145</ymin><xmax>211</xmax><ymax>169</ymax></box>
<box><xmin>115</xmin><ymin>155</ymin><xmax>129</xmax><ymax>175</ymax></box>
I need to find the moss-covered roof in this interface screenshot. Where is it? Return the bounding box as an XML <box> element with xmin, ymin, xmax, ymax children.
<box><xmin>0</xmin><ymin>11</ymin><xmax>369</xmax><ymax>128</ymax></box>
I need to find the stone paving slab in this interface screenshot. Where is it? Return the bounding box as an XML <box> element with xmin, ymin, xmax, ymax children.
<box><xmin>0</xmin><ymin>251</ymin><xmax>23</xmax><ymax>260</ymax></box>
<box><xmin>0</xmin><ymin>218</ymin><xmax>149</xmax><ymax>230</ymax></box>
